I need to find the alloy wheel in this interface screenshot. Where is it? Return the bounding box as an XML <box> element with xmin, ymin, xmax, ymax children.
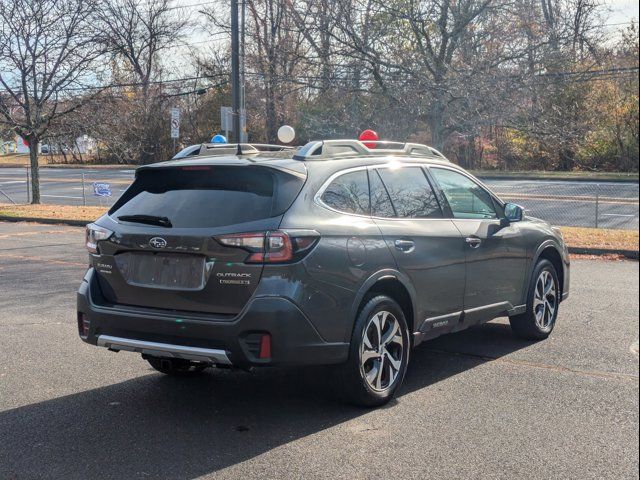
<box><xmin>534</xmin><ymin>270</ymin><xmax>557</xmax><ymax>331</ymax></box>
<box><xmin>359</xmin><ymin>310</ymin><xmax>404</xmax><ymax>392</ymax></box>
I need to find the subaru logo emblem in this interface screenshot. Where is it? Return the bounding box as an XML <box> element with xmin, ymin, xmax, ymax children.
<box><xmin>149</xmin><ymin>237</ymin><xmax>167</xmax><ymax>249</ymax></box>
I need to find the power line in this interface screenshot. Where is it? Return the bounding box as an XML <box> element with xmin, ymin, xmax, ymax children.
<box><xmin>0</xmin><ymin>73</ymin><xmax>230</xmax><ymax>94</ymax></box>
<box><xmin>1</xmin><ymin>66</ymin><xmax>637</xmax><ymax>95</ymax></box>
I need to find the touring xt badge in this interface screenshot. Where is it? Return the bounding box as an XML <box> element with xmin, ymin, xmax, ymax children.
<box><xmin>149</xmin><ymin>237</ymin><xmax>168</xmax><ymax>249</ymax></box>
<box><xmin>217</xmin><ymin>272</ymin><xmax>252</xmax><ymax>285</ymax></box>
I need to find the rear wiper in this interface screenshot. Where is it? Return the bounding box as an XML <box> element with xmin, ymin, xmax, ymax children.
<box><xmin>117</xmin><ymin>214</ymin><xmax>173</xmax><ymax>228</ymax></box>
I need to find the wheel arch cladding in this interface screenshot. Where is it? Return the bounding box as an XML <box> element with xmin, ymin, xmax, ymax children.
<box><xmin>537</xmin><ymin>246</ymin><xmax>564</xmax><ymax>297</ymax></box>
<box><xmin>359</xmin><ymin>278</ymin><xmax>415</xmax><ymax>336</ymax></box>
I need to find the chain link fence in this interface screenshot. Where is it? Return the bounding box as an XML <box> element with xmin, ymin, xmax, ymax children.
<box><xmin>484</xmin><ymin>180</ymin><xmax>639</xmax><ymax>231</ymax></box>
<box><xmin>1</xmin><ymin>168</ymin><xmax>639</xmax><ymax>230</ymax></box>
<box><xmin>0</xmin><ymin>167</ymin><xmax>130</xmax><ymax>208</ymax></box>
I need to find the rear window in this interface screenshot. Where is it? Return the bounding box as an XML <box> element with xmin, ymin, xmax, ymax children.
<box><xmin>110</xmin><ymin>166</ymin><xmax>304</xmax><ymax>228</ymax></box>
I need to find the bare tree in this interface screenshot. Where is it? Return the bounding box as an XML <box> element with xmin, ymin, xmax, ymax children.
<box><xmin>96</xmin><ymin>0</ymin><xmax>188</xmax><ymax>163</ymax></box>
<box><xmin>0</xmin><ymin>0</ymin><xmax>104</xmax><ymax>203</ymax></box>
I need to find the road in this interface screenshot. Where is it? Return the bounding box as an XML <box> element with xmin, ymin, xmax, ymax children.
<box><xmin>0</xmin><ymin>167</ymin><xmax>638</xmax><ymax>229</ymax></box>
<box><xmin>0</xmin><ymin>221</ymin><xmax>638</xmax><ymax>479</ymax></box>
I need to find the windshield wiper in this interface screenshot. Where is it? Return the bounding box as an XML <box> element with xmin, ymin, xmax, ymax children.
<box><xmin>117</xmin><ymin>214</ymin><xmax>173</xmax><ymax>228</ymax></box>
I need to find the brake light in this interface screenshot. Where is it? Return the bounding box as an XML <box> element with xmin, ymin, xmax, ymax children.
<box><xmin>85</xmin><ymin>223</ymin><xmax>113</xmax><ymax>254</ymax></box>
<box><xmin>181</xmin><ymin>166</ymin><xmax>211</xmax><ymax>171</ymax></box>
<box><xmin>215</xmin><ymin>231</ymin><xmax>318</xmax><ymax>264</ymax></box>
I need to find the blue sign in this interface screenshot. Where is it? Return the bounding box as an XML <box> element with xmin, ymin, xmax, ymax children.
<box><xmin>93</xmin><ymin>182</ymin><xmax>112</xmax><ymax>197</ymax></box>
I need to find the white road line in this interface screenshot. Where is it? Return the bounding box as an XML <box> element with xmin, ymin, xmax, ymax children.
<box><xmin>0</xmin><ymin>181</ymin><xmax>25</xmax><ymax>185</ymax></box>
<box><xmin>41</xmin><ymin>194</ymin><xmax>83</xmax><ymax>199</ymax></box>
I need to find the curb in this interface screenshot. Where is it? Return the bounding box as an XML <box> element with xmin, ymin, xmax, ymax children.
<box><xmin>568</xmin><ymin>246</ymin><xmax>639</xmax><ymax>260</ymax></box>
<box><xmin>474</xmin><ymin>173</ymin><xmax>639</xmax><ymax>184</ymax></box>
<box><xmin>0</xmin><ymin>216</ymin><xmax>88</xmax><ymax>227</ymax></box>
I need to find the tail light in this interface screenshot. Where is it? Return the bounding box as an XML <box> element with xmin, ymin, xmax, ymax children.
<box><xmin>86</xmin><ymin>223</ymin><xmax>113</xmax><ymax>254</ymax></box>
<box><xmin>215</xmin><ymin>230</ymin><xmax>318</xmax><ymax>264</ymax></box>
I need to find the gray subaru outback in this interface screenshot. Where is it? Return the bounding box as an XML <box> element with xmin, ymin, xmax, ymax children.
<box><xmin>78</xmin><ymin>139</ymin><xmax>570</xmax><ymax>406</ymax></box>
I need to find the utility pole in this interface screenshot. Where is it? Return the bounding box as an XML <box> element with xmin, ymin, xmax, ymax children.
<box><xmin>240</xmin><ymin>0</ymin><xmax>247</xmax><ymax>142</ymax></box>
<box><xmin>231</xmin><ymin>0</ymin><xmax>242</xmax><ymax>143</ymax></box>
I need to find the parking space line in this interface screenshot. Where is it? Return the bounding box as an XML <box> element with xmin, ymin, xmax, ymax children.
<box><xmin>0</xmin><ymin>252</ymin><xmax>85</xmax><ymax>267</ymax></box>
<box><xmin>0</xmin><ymin>229</ymin><xmax>78</xmax><ymax>239</ymax></box>
<box><xmin>0</xmin><ymin>243</ymin><xmax>80</xmax><ymax>251</ymax></box>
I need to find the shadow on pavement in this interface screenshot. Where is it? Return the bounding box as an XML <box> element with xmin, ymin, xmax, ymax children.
<box><xmin>0</xmin><ymin>322</ymin><xmax>534</xmax><ymax>479</ymax></box>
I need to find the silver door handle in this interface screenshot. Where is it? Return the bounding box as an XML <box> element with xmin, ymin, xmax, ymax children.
<box><xmin>394</xmin><ymin>239</ymin><xmax>415</xmax><ymax>252</ymax></box>
<box><xmin>465</xmin><ymin>237</ymin><xmax>482</xmax><ymax>248</ymax></box>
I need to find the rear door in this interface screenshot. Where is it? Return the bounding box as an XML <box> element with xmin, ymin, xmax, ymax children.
<box><xmin>429</xmin><ymin>166</ymin><xmax>527</xmax><ymax>325</ymax></box>
<box><xmin>370</xmin><ymin>165</ymin><xmax>466</xmax><ymax>335</ymax></box>
<box><xmin>93</xmin><ymin>165</ymin><xmax>305</xmax><ymax>316</ymax></box>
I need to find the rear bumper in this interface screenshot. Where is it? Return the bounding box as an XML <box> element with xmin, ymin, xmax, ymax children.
<box><xmin>77</xmin><ymin>268</ymin><xmax>349</xmax><ymax>367</ymax></box>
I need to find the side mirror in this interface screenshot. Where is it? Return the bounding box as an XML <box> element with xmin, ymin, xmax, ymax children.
<box><xmin>504</xmin><ymin>203</ymin><xmax>524</xmax><ymax>222</ymax></box>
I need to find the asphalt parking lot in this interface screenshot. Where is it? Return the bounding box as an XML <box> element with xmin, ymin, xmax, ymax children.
<box><xmin>0</xmin><ymin>221</ymin><xmax>638</xmax><ymax>480</ymax></box>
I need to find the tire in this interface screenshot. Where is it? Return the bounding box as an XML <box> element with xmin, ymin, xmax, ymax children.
<box><xmin>146</xmin><ymin>356</ymin><xmax>209</xmax><ymax>376</ymax></box>
<box><xmin>338</xmin><ymin>295</ymin><xmax>410</xmax><ymax>407</ymax></box>
<box><xmin>510</xmin><ymin>259</ymin><xmax>560</xmax><ymax>340</ymax></box>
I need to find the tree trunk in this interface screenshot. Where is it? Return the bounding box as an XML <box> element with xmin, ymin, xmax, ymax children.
<box><xmin>28</xmin><ymin>136</ymin><xmax>41</xmax><ymax>204</ymax></box>
<box><xmin>429</xmin><ymin>98</ymin><xmax>446</xmax><ymax>150</ymax></box>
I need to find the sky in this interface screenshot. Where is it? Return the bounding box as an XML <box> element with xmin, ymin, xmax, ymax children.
<box><xmin>604</xmin><ymin>0</ymin><xmax>639</xmax><ymax>25</ymax></box>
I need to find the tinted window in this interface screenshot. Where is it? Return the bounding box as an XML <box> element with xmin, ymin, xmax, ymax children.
<box><xmin>321</xmin><ymin>170</ymin><xmax>370</xmax><ymax>215</ymax></box>
<box><xmin>377</xmin><ymin>167</ymin><xmax>442</xmax><ymax>218</ymax></box>
<box><xmin>430</xmin><ymin>168</ymin><xmax>497</xmax><ymax>219</ymax></box>
<box><xmin>111</xmin><ymin>166</ymin><xmax>303</xmax><ymax>228</ymax></box>
<box><xmin>370</xmin><ymin>170</ymin><xmax>395</xmax><ymax>217</ymax></box>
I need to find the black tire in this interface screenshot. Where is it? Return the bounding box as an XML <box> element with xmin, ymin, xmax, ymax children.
<box><xmin>146</xmin><ymin>356</ymin><xmax>209</xmax><ymax>376</ymax></box>
<box><xmin>510</xmin><ymin>259</ymin><xmax>560</xmax><ymax>340</ymax></box>
<box><xmin>338</xmin><ymin>295</ymin><xmax>410</xmax><ymax>407</ymax></box>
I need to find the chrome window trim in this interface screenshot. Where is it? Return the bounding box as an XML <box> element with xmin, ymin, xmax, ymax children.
<box><xmin>314</xmin><ymin>165</ymin><xmax>372</xmax><ymax>218</ymax></box>
<box><xmin>314</xmin><ymin>162</ymin><xmax>462</xmax><ymax>221</ymax></box>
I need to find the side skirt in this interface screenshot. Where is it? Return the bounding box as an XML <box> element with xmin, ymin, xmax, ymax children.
<box><xmin>412</xmin><ymin>303</ymin><xmax>526</xmax><ymax>347</ymax></box>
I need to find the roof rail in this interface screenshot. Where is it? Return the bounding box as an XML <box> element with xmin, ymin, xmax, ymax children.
<box><xmin>201</xmin><ymin>143</ymin><xmax>295</xmax><ymax>154</ymax></box>
<box><xmin>292</xmin><ymin>140</ymin><xmax>447</xmax><ymax>161</ymax></box>
<box><xmin>173</xmin><ymin>143</ymin><xmax>295</xmax><ymax>160</ymax></box>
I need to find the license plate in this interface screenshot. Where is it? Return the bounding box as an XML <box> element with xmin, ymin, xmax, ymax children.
<box><xmin>115</xmin><ymin>252</ymin><xmax>206</xmax><ymax>290</ymax></box>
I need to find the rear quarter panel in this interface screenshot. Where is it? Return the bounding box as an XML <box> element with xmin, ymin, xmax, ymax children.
<box><xmin>276</xmin><ymin>186</ymin><xmax>396</xmax><ymax>343</ymax></box>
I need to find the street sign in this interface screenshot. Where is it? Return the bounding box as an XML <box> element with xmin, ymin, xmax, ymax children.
<box><xmin>221</xmin><ymin>106</ymin><xmax>233</xmax><ymax>132</ymax></box>
<box><xmin>93</xmin><ymin>182</ymin><xmax>112</xmax><ymax>197</ymax></box>
<box><xmin>221</xmin><ymin>107</ymin><xmax>248</xmax><ymax>142</ymax></box>
<box><xmin>170</xmin><ymin>107</ymin><xmax>180</xmax><ymax>139</ymax></box>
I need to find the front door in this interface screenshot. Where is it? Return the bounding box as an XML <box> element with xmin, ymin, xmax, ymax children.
<box><xmin>429</xmin><ymin>167</ymin><xmax>527</xmax><ymax>326</ymax></box>
<box><xmin>369</xmin><ymin>166</ymin><xmax>466</xmax><ymax>336</ymax></box>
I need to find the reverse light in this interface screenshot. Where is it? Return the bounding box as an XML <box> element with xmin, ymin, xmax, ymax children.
<box><xmin>85</xmin><ymin>223</ymin><xmax>113</xmax><ymax>254</ymax></box>
<box><xmin>215</xmin><ymin>231</ymin><xmax>318</xmax><ymax>264</ymax></box>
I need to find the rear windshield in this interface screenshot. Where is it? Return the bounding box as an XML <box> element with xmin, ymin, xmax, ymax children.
<box><xmin>109</xmin><ymin>166</ymin><xmax>304</xmax><ymax>228</ymax></box>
